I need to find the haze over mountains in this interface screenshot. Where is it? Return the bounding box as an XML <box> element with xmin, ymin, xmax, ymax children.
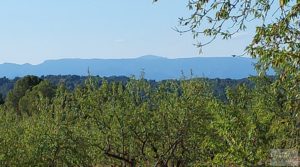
<box><xmin>0</xmin><ymin>55</ymin><xmax>264</xmax><ymax>80</ymax></box>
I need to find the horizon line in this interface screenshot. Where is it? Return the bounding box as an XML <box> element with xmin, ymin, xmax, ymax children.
<box><xmin>1</xmin><ymin>55</ymin><xmax>253</xmax><ymax>65</ymax></box>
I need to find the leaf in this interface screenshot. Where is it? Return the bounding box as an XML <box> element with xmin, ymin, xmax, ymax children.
<box><xmin>279</xmin><ymin>0</ymin><xmax>290</xmax><ymax>7</ymax></box>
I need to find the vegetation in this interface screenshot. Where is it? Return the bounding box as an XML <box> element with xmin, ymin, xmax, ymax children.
<box><xmin>0</xmin><ymin>75</ymin><xmax>252</xmax><ymax>101</ymax></box>
<box><xmin>0</xmin><ymin>73</ymin><xmax>298</xmax><ymax>166</ymax></box>
<box><xmin>0</xmin><ymin>0</ymin><xmax>298</xmax><ymax>166</ymax></box>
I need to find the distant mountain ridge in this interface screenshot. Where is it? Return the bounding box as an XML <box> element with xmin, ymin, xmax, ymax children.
<box><xmin>0</xmin><ymin>56</ymin><xmax>268</xmax><ymax>80</ymax></box>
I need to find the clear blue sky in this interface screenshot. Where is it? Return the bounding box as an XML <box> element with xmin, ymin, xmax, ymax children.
<box><xmin>0</xmin><ymin>0</ymin><xmax>254</xmax><ymax>64</ymax></box>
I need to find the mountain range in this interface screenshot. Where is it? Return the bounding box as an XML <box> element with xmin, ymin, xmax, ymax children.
<box><xmin>0</xmin><ymin>55</ymin><xmax>268</xmax><ymax>80</ymax></box>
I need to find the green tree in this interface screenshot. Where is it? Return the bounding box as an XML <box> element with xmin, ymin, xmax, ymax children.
<box><xmin>5</xmin><ymin>75</ymin><xmax>42</xmax><ymax>115</ymax></box>
<box><xmin>155</xmin><ymin>0</ymin><xmax>300</xmax><ymax>160</ymax></box>
<box><xmin>18</xmin><ymin>80</ymin><xmax>56</xmax><ymax>116</ymax></box>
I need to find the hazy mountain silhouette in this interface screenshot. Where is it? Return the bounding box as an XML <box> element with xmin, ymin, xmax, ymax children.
<box><xmin>0</xmin><ymin>56</ymin><xmax>269</xmax><ymax>80</ymax></box>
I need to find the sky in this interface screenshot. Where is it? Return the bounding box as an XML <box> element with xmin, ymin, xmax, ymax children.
<box><xmin>0</xmin><ymin>0</ymin><xmax>255</xmax><ymax>64</ymax></box>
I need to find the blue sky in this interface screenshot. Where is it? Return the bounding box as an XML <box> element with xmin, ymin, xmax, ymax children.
<box><xmin>0</xmin><ymin>0</ymin><xmax>255</xmax><ymax>64</ymax></box>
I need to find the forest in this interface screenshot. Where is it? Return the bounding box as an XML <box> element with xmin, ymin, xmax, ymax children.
<box><xmin>0</xmin><ymin>73</ymin><xmax>298</xmax><ymax>166</ymax></box>
<box><xmin>0</xmin><ymin>0</ymin><xmax>299</xmax><ymax>166</ymax></box>
<box><xmin>0</xmin><ymin>75</ymin><xmax>252</xmax><ymax>103</ymax></box>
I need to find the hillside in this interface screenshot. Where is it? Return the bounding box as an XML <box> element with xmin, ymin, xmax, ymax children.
<box><xmin>0</xmin><ymin>56</ymin><xmax>268</xmax><ymax>80</ymax></box>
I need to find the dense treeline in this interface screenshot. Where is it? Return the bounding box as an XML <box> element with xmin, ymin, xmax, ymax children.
<box><xmin>0</xmin><ymin>74</ymin><xmax>298</xmax><ymax>166</ymax></box>
<box><xmin>0</xmin><ymin>75</ymin><xmax>131</xmax><ymax>98</ymax></box>
<box><xmin>0</xmin><ymin>75</ymin><xmax>253</xmax><ymax>102</ymax></box>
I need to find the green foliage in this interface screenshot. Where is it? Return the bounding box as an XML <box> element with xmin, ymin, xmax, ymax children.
<box><xmin>0</xmin><ymin>0</ymin><xmax>298</xmax><ymax>165</ymax></box>
<box><xmin>18</xmin><ymin>80</ymin><xmax>56</xmax><ymax>116</ymax></box>
<box><xmin>153</xmin><ymin>1</ymin><xmax>300</xmax><ymax>164</ymax></box>
<box><xmin>0</xmin><ymin>74</ymin><xmax>298</xmax><ymax>166</ymax></box>
<box><xmin>5</xmin><ymin>75</ymin><xmax>42</xmax><ymax>115</ymax></box>
<box><xmin>0</xmin><ymin>75</ymin><xmax>253</xmax><ymax>106</ymax></box>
